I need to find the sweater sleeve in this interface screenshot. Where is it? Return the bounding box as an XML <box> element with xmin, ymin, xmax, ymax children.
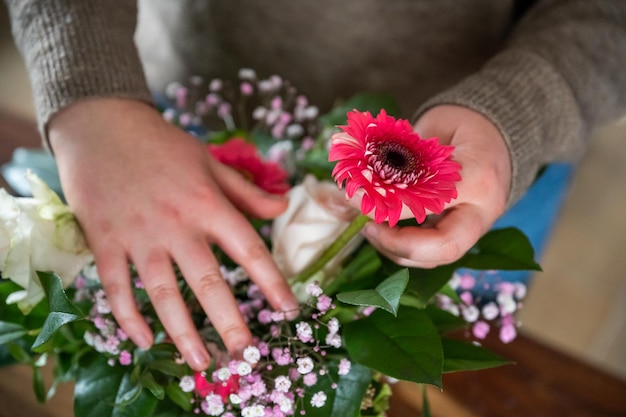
<box><xmin>4</xmin><ymin>0</ymin><xmax>153</xmax><ymax>137</ymax></box>
<box><xmin>415</xmin><ymin>0</ymin><xmax>626</xmax><ymax>207</ymax></box>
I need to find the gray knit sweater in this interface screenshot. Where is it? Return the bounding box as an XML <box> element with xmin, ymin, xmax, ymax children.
<box><xmin>5</xmin><ymin>0</ymin><xmax>626</xmax><ymax>205</ymax></box>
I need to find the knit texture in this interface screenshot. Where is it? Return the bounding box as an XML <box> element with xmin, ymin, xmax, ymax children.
<box><xmin>5</xmin><ymin>0</ymin><xmax>153</xmax><ymax>138</ymax></box>
<box><xmin>5</xmin><ymin>0</ymin><xmax>626</xmax><ymax>203</ymax></box>
<box><xmin>416</xmin><ymin>0</ymin><xmax>626</xmax><ymax>205</ymax></box>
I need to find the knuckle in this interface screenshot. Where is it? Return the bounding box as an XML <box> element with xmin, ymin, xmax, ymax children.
<box><xmin>112</xmin><ymin>312</ymin><xmax>139</xmax><ymax>328</ymax></box>
<box><xmin>100</xmin><ymin>281</ymin><xmax>126</xmax><ymax>297</ymax></box>
<box><xmin>194</xmin><ymin>270</ymin><xmax>225</xmax><ymax>295</ymax></box>
<box><xmin>168</xmin><ymin>329</ymin><xmax>196</xmax><ymax>342</ymax></box>
<box><xmin>143</xmin><ymin>249</ymin><xmax>166</xmax><ymax>266</ymax></box>
<box><xmin>437</xmin><ymin>238</ymin><xmax>463</xmax><ymax>264</ymax></box>
<box><xmin>148</xmin><ymin>283</ymin><xmax>180</xmax><ymax>302</ymax></box>
<box><xmin>220</xmin><ymin>323</ymin><xmax>250</xmax><ymax>348</ymax></box>
<box><xmin>245</xmin><ymin>240</ymin><xmax>269</xmax><ymax>260</ymax></box>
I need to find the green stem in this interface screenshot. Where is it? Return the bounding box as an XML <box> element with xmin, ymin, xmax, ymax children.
<box><xmin>289</xmin><ymin>214</ymin><xmax>371</xmax><ymax>285</ymax></box>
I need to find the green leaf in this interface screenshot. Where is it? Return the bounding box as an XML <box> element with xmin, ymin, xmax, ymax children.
<box><xmin>370</xmin><ymin>380</ymin><xmax>393</xmax><ymax>416</ymax></box>
<box><xmin>337</xmin><ymin>269</ymin><xmax>409</xmax><ymax>315</ymax></box>
<box><xmin>438</xmin><ymin>283</ymin><xmax>462</xmax><ymax>304</ymax></box>
<box><xmin>300</xmin><ymin>361</ymin><xmax>372</xmax><ymax>417</ymax></box>
<box><xmin>165</xmin><ymin>382</ymin><xmax>193</xmax><ymax>412</ymax></box>
<box><xmin>32</xmin><ymin>272</ymin><xmax>86</xmax><ymax>352</ymax></box>
<box><xmin>405</xmin><ymin>264</ymin><xmax>457</xmax><ymax>308</ymax></box>
<box><xmin>298</xmin><ymin>148</ymin><xmax>335</xmax><ymax>181</ymax></box>
<box><xmin>424</xmin><ymin>306</ymin><xmax>467</xmax><ymax>335</ymax></box>
<box><xmin>344</xmin><ymin>307</ymin><xmax>443</xmax><ymax>387</ymax></box>
<box><xmin>74</xmin><ymin>353</ymin><xmax>126</xmax><ymax>417</ymax></box>
<box><xmin>0</xmin><ymin>321</ymin><xmax>28</xmax><ymax>344</ymax></box>
<box><xmin>152</xmin><ymin>399</ymin><xmax>195</xmax><ymax>417</ymax></box>
<box><xmin>1</xmin><ymin>281</ymin><xmax>49</xmax><ymax>333</ymax></box>
<box><xmin>8</xmin><ymin>341</ymin><xmax>34</xmax><ymax>364</ymax></box>
<box><xmin>139</xmin><ymin>372</ymin><xmax>165</xmax><ymax>400</ymax></box>
<box><xmin>421</xmin><ymin>384</ymin><xmax>432</xmax><ymax>417</ymax></box>
<box><xmin>113</xmin><ymin>372</ymin><xmax>159</xmax><ymax>417</ymax></box>
<box><xmin>53</xmin><ymin>351</ymin><xmax>77</xmax><ymax>384</ymax></box>
<box><xmin>33</xmin><ymin>365</ymin><xmax>47</xmax><ymax>403</ymax></box>
<box><xmin>325</xmin><ymin>245</ymin><xmax>382</xmax><ymax>294</ymax></box>
<box><xmin>442</xmin><ymin>338</ymin><xmax>513</xmax><ymax>373</ymax></box>
<box><xmin>37</xmin><ymin>272</ymin><xmax>86</xmax><ymax>315</ymax></box>
<box><xmin>47</xmin><ymin>352</ymin><xmax>76</xmax><ymax>400</ymax></box>
<box><xmin>320</xmin><ymin>92</ymin><xmax>400</xmax><ymax>127</ymax></box>
<box><xmin>458</xmin><ymin>228</ymin><xmax>541</xmax><ymax>271</ymax></box>
<box><xmin>147</xmin><ymin>359</ymin><xmax>188</xmax><ymax>379</ymax></box>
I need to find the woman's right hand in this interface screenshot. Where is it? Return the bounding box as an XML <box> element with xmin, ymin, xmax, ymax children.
<box><xmin>48</xmin><ymin>97</ymin><xmax>299</xmax><ymax>371</ymax></box>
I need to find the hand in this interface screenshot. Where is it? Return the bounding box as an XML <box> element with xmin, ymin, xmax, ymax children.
<box><xmin>48</xmin><ymin>98</ymin><xmax>299</xmax><ymax>370</ymax></box>
<box><xmin>361</xmin><ymin>105</ymin><xmax>511</xmax><ymax>268</ymax></box>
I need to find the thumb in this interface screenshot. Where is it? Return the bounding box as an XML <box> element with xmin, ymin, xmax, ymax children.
<box><xmin>207</xmin><ymin>158</ymin><xmax>289</xmax><ymax>219</ymax></box>
<box><xmin>413</xmin><ymin>105</ymin><xmax>462</xmax><ymax>144</ymax></box>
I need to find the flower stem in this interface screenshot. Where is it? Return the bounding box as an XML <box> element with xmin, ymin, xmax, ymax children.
<box><xmin>290</xmin><ymin>214</ymin><xmax>370</xmax><ymax>285</ymax></box>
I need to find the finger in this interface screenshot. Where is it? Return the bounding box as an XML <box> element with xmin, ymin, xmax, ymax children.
<box><xmin>207</xmin><ymin>158</ymin><xmax>289</xmax><ymax>219</ymax></box>
<box><xmin>93</xmin><ymin>247</ymin><xmax>154</xmax><ymax>350</ymax></box>
<box><xmin>413</xmin><ymin>108</ymin><xmax>458</xmax><ymax>143</ymax></box>
<box><xmin>362</xmin><ymin>204</ymin><xmax>488</xmax><ymax>268</ymax></box>
<box><xmin>171</xmin><ymin>238</ymin><xmax>253</xmax><ymax>357</ymax></box>
<box><xmin>208</xmin><ymin>213</ymin><xmax>299</xmax><ymax>318</ymax></box>
<box><xmin>135</xmin><ymin>250</ymin><xmax>211</xmax><ymax>371</ymax></box>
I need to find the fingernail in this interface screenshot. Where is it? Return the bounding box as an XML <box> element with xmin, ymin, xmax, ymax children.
<box><xmin>232</xmin><ymin>348</ymin><xmax>245</xmax><ymax>361</ymax></box>
<box><xmin>362</xmin><ymin>223</ymin><xmax>377</xmax><ymax>238</ymax></box>
<box><xmin>134</xmin><ymin>332</ymin><xmax>152</xmax><ymax>350</ymax></box>
<box><xmin>189</xmin><ymin>349</ymin><xmax>211</xmax><ymax>370</ymax></box>
<box><xmin>283</xmin><ymin>302</ymin><xmax>300</xmax><ymax>321</ymax></box>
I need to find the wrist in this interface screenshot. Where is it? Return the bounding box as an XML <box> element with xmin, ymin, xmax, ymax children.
<box><xmin>48</xmin><ymin>97</ymin><xmax>158</xmax><ymax>155</ymax></box>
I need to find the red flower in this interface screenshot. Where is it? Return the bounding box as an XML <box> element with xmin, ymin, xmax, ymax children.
<box><xmin>207</xmin><ymin>138</ymin><xmax>290</xmax><ymax>194</ymax></box>
<box><xmin>193</xmin><ymin>371</ymin><xmax>240</xmax><ymax>402</ymax></box>
<box><xmin>214</xmin><ymin>375</ymin><xmax>240</xmax><ymax>402</ymax></box>
<box><xmin>329</xmin><ymin>110</ymin><xmax>461</xmax><ymax>227</ymax></box>
<box><xmin>194</xmin><ymin>371</ymin><xmax>216</xmax><ymax>397</ymax></box>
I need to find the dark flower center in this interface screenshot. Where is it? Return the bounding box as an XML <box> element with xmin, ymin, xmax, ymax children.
<box><xmin>380</xmin><ymin>143</ymin><xmax>416</xmax><ymax>172</ymax></box>
<box><xmin>366</xmin><ymin>141</ymin><xmax>424</xmax><ymax>184</ymax></box>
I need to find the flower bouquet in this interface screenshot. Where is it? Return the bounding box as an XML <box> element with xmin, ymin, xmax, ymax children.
<box><xmin>0</xmin><ymin>70</ymin><xmax>539</xmax><ymax>417</ymax></box>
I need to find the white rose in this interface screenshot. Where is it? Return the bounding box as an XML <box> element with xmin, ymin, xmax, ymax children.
<box><xmin>0</xmin><ymin>171</ymin><xmax>93</xmax><ymax>313</ymax></box>
<box><xmin>271</xmin><ymin>175</ymin><xmax>362</xmax><ymax>293</ymax></box>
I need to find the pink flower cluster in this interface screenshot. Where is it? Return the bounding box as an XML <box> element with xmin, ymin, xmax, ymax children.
<box><xmin>437</xmin><ymin>272</ymin><xmax>527</xmax><ymax>344</ymax></box>
<box><xmin>162</xmin><ymin>69</ymin><xmax>319</xmax><ymax>145</ymax></box>
<box><xmin>161</xmin><ymin>70</ymin><xmax>323</xmax><ymax>186</ymax></box>
<box><xmin>80</xmin><ymin>282</ymin><xmax>136</xmax><ymax>366</ymax></box>
<box><xmin>76</xmin><ymin>263</ymin><xmax>353</xmax><ymax>416</ymax></box>
<box><xmin>177</xmin><ymin>279</ymin><xmax>352</xmax><ymax>416</ymax></box>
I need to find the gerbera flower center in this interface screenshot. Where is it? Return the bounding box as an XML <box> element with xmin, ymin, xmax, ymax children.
<box><xmin>366</xmin><ymin>141</ymin><xmax>423</xmax><ymax>185</ymax></box>
<box><xmin>379</xmin><ymin>143</ymin><xmax>416</xmax><ymax>173</ymax></box>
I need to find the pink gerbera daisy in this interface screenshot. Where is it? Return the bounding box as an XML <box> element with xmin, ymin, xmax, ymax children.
<box><xmin>329</xmin><ymin>110</ymin><xmax>461</xmax><ymax>227</ymax></box>
<box><xmin>207</xmin><ymin>137</ymin><xmax>290</xmax><ymax>194</ymax></box>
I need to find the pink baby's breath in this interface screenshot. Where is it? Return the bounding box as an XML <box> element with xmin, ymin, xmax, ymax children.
<box><xmin>119</xmin><ymin>350</ymin><xmax>132</xmax><ymax>366</ymax></box>
<box><xmin>310</xmin><ymin>391</ymin><xmax>327</xmax><ymax>408</ymax></box>
<box><xmin>302</xmin><ymin>372</ymin><xmax>318</xmax><ymax>386</ymax></box>
<box><xmin>329</xmin><ymin>109</ymin><xmax>461</xmax><ymax>226</ymax></box>
<box><xmin>338</xmin><ymin>358</ymin><xmax>351</xmax><ymax>375</ymax></box>
<box><xmin>472</xmin><ymin>321</ymin><xmax>491</xmax><ymax>339</ymax></box>
<box><xmin>316</xmin><ymin>295</ymin><xmax>332</xmax><ymax>312</ymax></box>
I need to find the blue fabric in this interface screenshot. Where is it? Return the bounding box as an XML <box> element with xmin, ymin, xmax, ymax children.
<box><xmin>460</xmin><ymin>163</ymin><xmax>575</xmax><ymax>290</ymax></box>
